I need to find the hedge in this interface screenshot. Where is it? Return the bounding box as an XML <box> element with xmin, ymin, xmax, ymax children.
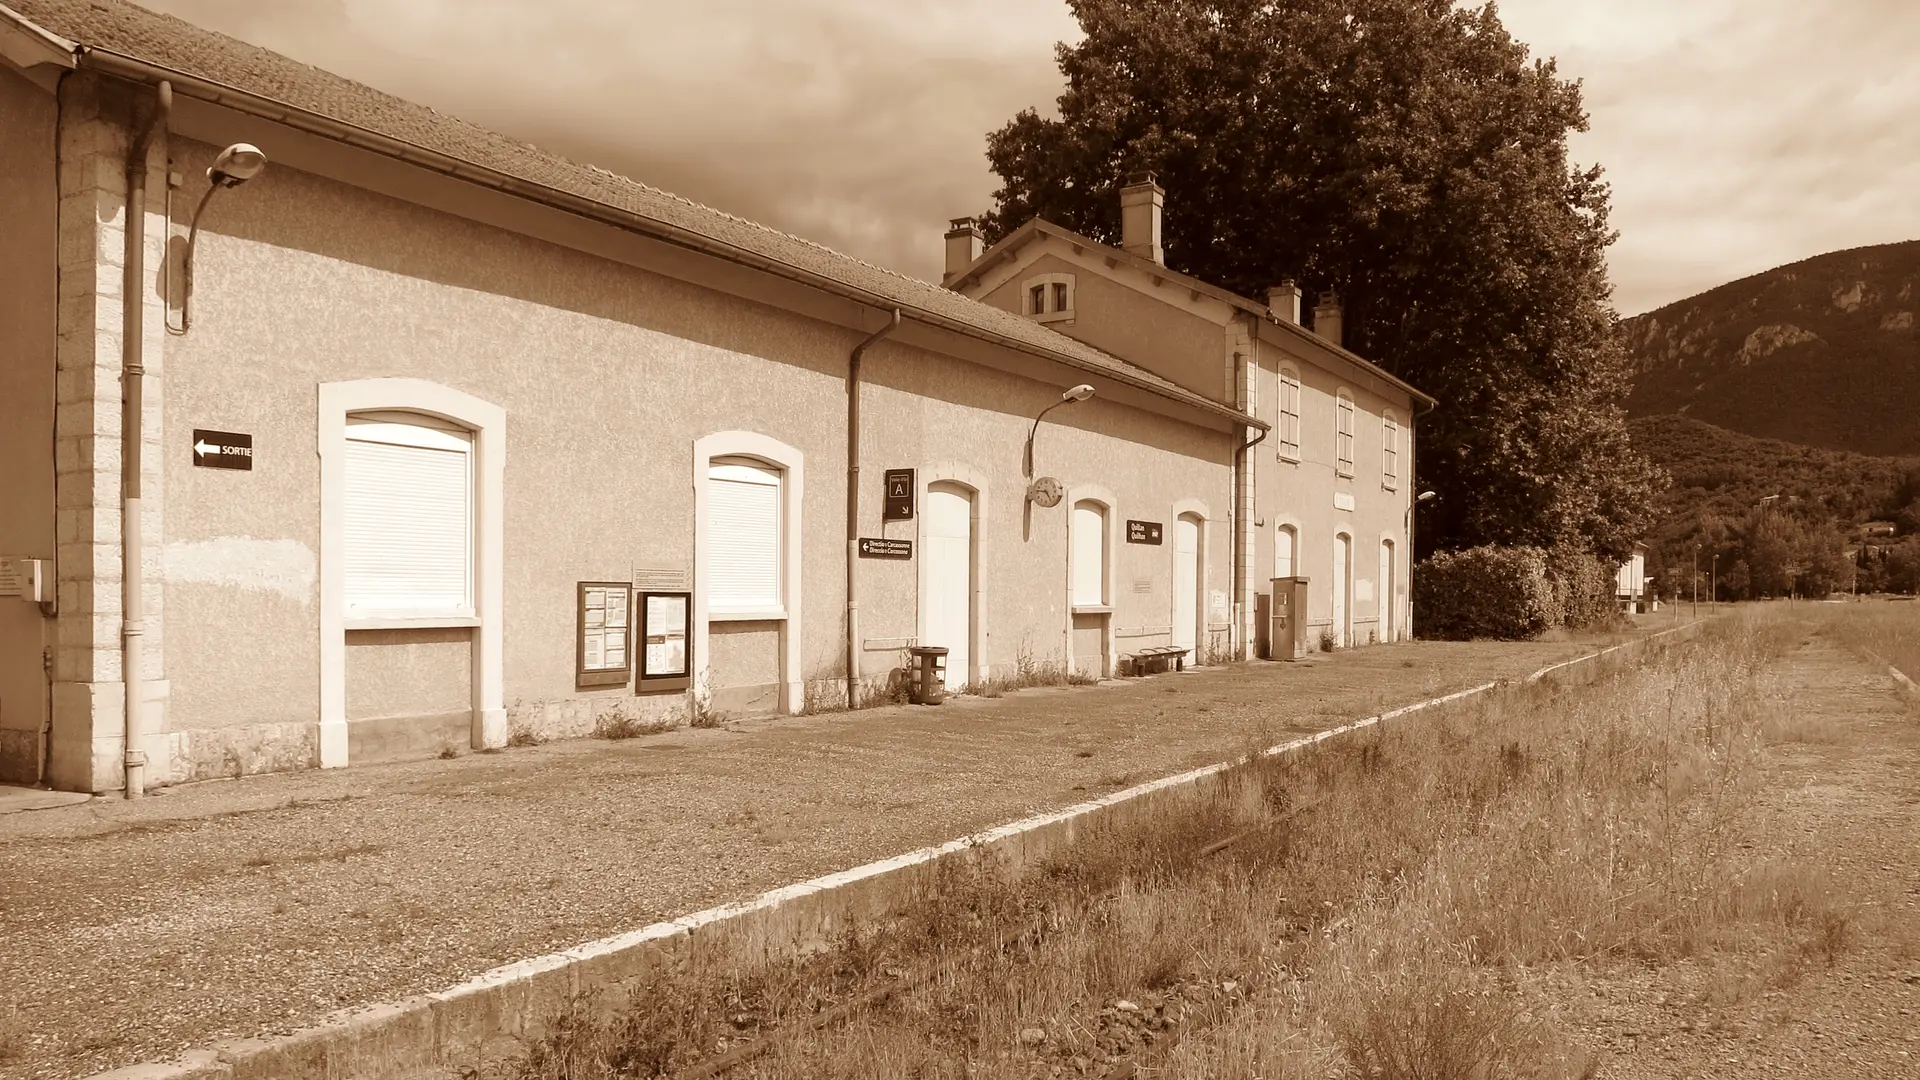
<box><xmin>1413</xmin><ymin>544</ymin><xmax>1625</xmax><ymax>641</ymax></box>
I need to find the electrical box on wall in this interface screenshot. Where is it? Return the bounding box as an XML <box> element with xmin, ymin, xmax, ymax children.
<box><xmin>0</xmin><ymin>558</ymin><xmax>50</xmax><ymax>603</ymax></box>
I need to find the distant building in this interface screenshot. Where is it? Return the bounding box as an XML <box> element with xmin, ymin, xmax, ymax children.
<box><xmin>1859</xmin><ymin>520</ymin><xmax>1897</xmax><ymax>539</ymax></box>
<box><xmin>1616</xmin><ymin>543</ymin><xmax>1650</xmax><ymax>612</ymax></box>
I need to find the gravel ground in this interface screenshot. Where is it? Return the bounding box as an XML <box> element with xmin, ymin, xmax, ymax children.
<box><xmin>1557</xmin><ymin>633</ymin><xmax>1920</xmax><ymax>1077</ymax></box>
<box><xmin>0</xmin><ymin>631</ymin><xmax>1650</xmax><ymax>1079</ymax></box>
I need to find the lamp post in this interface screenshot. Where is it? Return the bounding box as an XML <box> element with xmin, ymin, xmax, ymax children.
<box><xmin>1024</xmin><ymin>384</ymin><xmax>1095</xmax><ymax>481</ymax></box>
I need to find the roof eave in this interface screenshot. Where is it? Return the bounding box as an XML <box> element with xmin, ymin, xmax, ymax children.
<box><xmin>0</xmin><ymin>3</ymin><xmax>78</xmax><ymax>71</ymax></box>
<box><xmin>67</xmin><ymin>46</ymin><xmax>1260</xmax><ymax>431</ymax></box>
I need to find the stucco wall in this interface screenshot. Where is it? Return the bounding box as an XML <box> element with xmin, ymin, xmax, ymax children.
<box><xmin>853</xmin><ymin>347</ymin><xmax>1232</xmax><ymax>686</ymax></box>
<box><xmin>0</xmin><ymin>65</ymin><xmax>58</xmax><ymax>782</ymax></box>
<box><xmin>1255</xmin><ymin>334</ymin><xmax>1415</xmax><ymax>645</ymax></box>
<box><xmin>977</xmin><ymin>252</ymin><xmax>1230</xmax><ymax>402</ymax></box>
<box><xmin>146</xmin><ymin>134</ymin><xmax>1234</xmax><ymax>772</ymax></box>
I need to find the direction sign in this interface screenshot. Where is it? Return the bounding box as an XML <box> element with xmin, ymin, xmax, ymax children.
<box><xmin>191</xmin><ymin>429</ymin><xmax>253</xmax><ymax>471</ymax></box>
<box><xmin>857</xmin><ymin>537</ymin><xmax>913</xmax><ymax>560</ymax></box>
<box><xmin>883</xmin><ymin>468</ymin><xmax>916</xmax><ymax>521</ymax></box>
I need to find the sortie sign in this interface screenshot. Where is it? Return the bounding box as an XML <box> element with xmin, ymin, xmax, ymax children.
<box><xmin>191</xmin><ymin>429</ymin><xmax>253</xmax><ymax>471</ymax></box>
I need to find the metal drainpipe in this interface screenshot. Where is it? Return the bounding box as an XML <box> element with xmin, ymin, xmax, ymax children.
<box><xmin>121</xmin><ymin>80</ymin><xmax>170</xmax><ymax>799</ymax></box>
<box><xmin>1233</xmin><ymin>420</ymin><xmax>1268</xmax><ymax>662</ymax></box>
<box><xmin>846</xmin><ymin>309</ymin><xmax>902</xmax><ymax>711</ymax></box>
<box><xmin>1406</xmin><ymin>394</ymin><xmax>1437</xmax><ymax>636</ymax></box>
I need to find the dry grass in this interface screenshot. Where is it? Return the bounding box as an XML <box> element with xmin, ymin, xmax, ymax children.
<box><xmin>593</xmin><ymin>704</ymin><xmax>673</xmax><ymax>741</ymax></box>
<box><xmin>501</xmin><ymin>614</ymin><xmax>1848</xmax><ymax>1080</ymax></box>
<box><xmin>1817</xmin><ymin>598</ymin><xmax>1920</xmax><ymax>685</ymax></box>
<box><xmin>967</xmin><ymin>648</ymin><xmax>1101</xmax><ymax>698</ymax></box>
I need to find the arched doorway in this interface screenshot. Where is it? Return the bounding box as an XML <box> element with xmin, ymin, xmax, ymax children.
<box><xmin>1332</xmin><ymin>532</ymin><xmax>1352</xmax><ymax>648</ymax></box>
<box><xmin>1379</xmin><ymin>539</ymin><xmax>1397</xmax><ymax>642</ymax></box>
<box><xmin>922</xmin><ymin>482</ymin><xmax>976</xmax><ymax>691</ymax></box>
<box><xmin>1173</xmin><ymin>513</ymin><xmax>1202</xmax><ymax>655</ymax></box>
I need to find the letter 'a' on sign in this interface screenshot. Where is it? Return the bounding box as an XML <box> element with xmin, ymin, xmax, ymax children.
<box><xmin>191</xmin><ymin>428</ymin><xmax>253</xmax><ymax>471</ymax></box>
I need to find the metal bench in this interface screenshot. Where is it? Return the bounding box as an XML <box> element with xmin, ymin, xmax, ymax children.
<box><xmin>1124</xmin><ymin>645</ymin><xmax>1191</xmax><ymax>676</ymax></box>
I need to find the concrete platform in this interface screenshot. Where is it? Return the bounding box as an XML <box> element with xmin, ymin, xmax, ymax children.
<box><xmin>0</xmin><ymin>785</ymin><xmax>92</xmax><ymax>815</ymax></box>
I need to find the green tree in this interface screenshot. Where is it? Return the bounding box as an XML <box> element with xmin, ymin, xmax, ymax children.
<box><xmin>979</xmin><ymin>0</ymin><xmax>1665</xmax><ymax>561</ymax></box>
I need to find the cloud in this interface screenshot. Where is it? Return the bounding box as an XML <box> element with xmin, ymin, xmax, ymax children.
<box><xmin>143</xmin><ymin>0</ymin><xmax>1920</xmax><ymax>316</ymax></box>
<box><xmin>1499</xmin><ymin>0</ymin><xmax>1920</xmax><ymax>313</ymax></box>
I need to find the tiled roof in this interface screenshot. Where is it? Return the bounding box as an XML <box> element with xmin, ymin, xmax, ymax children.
<box><xmin>4</xmin><ymin>0</ymin><xmax>1253</xmax><ymax>423</ymax></box>
<box><xmin>958</xmin><ymin>218</ymin><xmax>1436</xmax><ymax>408</ymax></box>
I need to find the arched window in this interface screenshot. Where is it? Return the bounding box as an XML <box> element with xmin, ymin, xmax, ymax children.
<box><xmin>1021</xmin><ymin>272</ymin><xmax>1076</xmax><ymax>323</ymax></box>
<box><xmin>707</xmin><ymin>456</ymin><xmax>785</xmax><ymax>614</ymax></box>
<box><xmin>1070</xmin><ymin>499</ymin><xmax>1108</xmax><ymax>607</ymax></box>
<box><xmin>1275</xmin><ymin>366</ymin><xmax>1301</xmax><ymax>461</ymax></box>
<box><xmin>1382</xmin><ymin>409</ymin><xmax>1400</xmax><ymax>489</ymax></box>
<box><xmin>342</xmin><ymin>412</ymin><xmax>474</xmax><ymax>619</ymax></box>
<box><xmin>1275</xmin><ymin>523</ymin><xmax>1296</xmax><ymax>579</ymax></box>
<box><xmin>1335</xmin><ymin>390</ymin><xmax>1355</xmax><ymax>477</ymax></box>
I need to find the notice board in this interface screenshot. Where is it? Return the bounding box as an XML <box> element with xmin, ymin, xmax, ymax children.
<box><xmin>576</xmin><ymin>581</ymin><xmax>633</xmax><ymax>689</ymax></box>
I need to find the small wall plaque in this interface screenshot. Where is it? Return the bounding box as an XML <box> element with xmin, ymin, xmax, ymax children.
<box><xmin>1125</xmin><ymin>519</ymin><xmax>1164</xmax><ymax>545</ymax></box>
<box><xmin>633</xmin><ymin>567</ymin><xmax>689</xmax><ymax>592</ymax></box>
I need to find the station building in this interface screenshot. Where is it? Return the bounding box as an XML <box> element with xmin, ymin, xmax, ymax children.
<box><xmin>0</xmin><ymin>0</ymin><xmax>1424</xmax><ymax>794</ymax></box>
<box><xmin>944</xmin><ymin>175</ymin><xmax>1434</xmax><ymax>657</ymax></box>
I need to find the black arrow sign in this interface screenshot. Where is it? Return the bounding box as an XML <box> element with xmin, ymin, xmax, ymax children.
<box><xmin>191</xmin><ymin>429</ymin><xmax>253</xmax><ymax>471</ymax></box>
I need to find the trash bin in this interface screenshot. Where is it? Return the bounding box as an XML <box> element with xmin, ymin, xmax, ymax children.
<box><xmin>906</xmin><ymin>645</ymin><xmax>949</xmax><ymax>705</ymax></box>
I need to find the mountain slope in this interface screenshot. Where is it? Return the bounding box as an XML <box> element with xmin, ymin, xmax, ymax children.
<box><xmin>1623</xmin><ymin>240</ymin><xmax>1920</xmax><ymax>456</ymax></box>
<box><xmin>1628</xmin><ymin>413</ymin><xmax>1919</xmax><ymax>530</ymax></box>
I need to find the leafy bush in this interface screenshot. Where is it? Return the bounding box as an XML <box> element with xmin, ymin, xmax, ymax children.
<box><xmin>1417</xmin><ymin>545</ymin><xmax>1628</xmax><ymax>640</ymax></box>
<box><xmin>1413</xmin><ymin>546</ymin><xmax>1561</xmax><ymax>640</ymax></box>
<box><xmin>1546</xmin><ymin>544</ymin><xmax>1624</xmax><ymax>630</ymax></box>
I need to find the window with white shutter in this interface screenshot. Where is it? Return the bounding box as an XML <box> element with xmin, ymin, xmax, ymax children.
<box><xmin>1382</xmin><ymin>410</ymin><xmax>1400</xmax><ymax>489</ymax></box>
<box><xmin>343</xmin><ymin>415</ymin><xmax>474</xmax><ymax>619</ymax></box>
<box><xmin>1335</xmin><ymin>390</ymin><xmax>1355</xmax><ymax>477</ymax></box>
<box><xmin>1276</xmin><ymin>367</ymin><xmax>1301</xmax><ymax>461</ymax></box>
<box><xmin>1071</xmin><ymin>500</ymin><xmax>1107</xmax><ymax>607</ymax></box>
<box><xmin>707</xmin><ymin>457</ymin><xmax>783</xmax><ymax>614</ymax></box>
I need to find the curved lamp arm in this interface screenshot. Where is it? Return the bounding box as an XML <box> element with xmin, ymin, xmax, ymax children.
<box><xmin>1023</xmin><ymin>384</ymin><xmax>1096</xmax><ymax>480</ymax></box>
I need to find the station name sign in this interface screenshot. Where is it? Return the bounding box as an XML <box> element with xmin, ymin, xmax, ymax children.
<box><xmin>1125</xmin><ymin>519</ymin><xmax>1163</xmax><ymax>545</ymax></box>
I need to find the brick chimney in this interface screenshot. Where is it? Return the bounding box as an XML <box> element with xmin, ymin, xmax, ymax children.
<box><xmin>1312</xmin><ymin>290</ymin><xmax>1344</xmax><ymax>348</ymax></box>
<box><xmin>1268</xmin><ymin>281</ymin><xmax>1303</xmax><ymax>324</ymax></box>
<box><xmin>1119</xmin><ymin>172</ymin><xmax>1165</xmax><ymax>265</ymax></box>
<box><xmin>943</xmin><ymin>217</ymin><xmax>983</xmax><ymax>286</ymax></box>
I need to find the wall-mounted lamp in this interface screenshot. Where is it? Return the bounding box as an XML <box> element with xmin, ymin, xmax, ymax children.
<box><xmin>1021</xmin><ymin>382</ymin><xmax>1098</xmax><ymax>507</ymax></box>
<box><xmin>1023</xmin><ymin>383</ymin><xmax>1095</xmax><ymax>505</ymax></box>
<box><xmin>167</xmin><ymin>142</ymin><xmax>268</xmax><ymax>335</ymax></box>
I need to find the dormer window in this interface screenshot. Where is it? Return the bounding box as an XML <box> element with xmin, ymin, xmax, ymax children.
<box><xmin>1021</xmin><ymin>272</ymin><xmax>1076</xmax><ymax>324</ymax></box>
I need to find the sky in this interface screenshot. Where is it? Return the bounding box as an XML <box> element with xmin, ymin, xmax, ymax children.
<box><xmin>141</xmin><ymin>0</ymin><xmax>1920</xmax><ymax>317</ymax></box>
